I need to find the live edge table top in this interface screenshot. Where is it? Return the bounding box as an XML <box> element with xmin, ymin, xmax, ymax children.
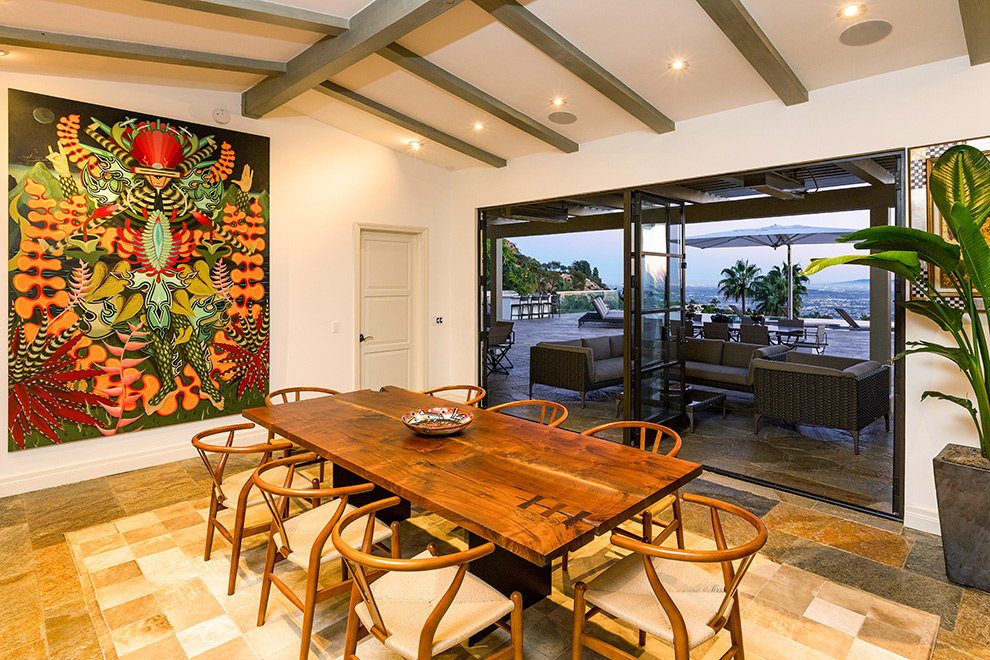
<box><xmin>242</xmin><ymin>386</ymin><xmax>702</xmax><ymax>566</ymax></box>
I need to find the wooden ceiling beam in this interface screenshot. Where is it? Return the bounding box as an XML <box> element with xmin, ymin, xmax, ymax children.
<box><xmin>378</xmin><ymin>43</ymin><xmax>578</xmax><ymax>153</ymax></box>
<box><xmin>837</xmin><ymin>158</ymin><xmax>895</xmax><ymax>186</ymax></box>
<box><xmin>958</xmin><ymin>0</ymin><xmax>990</xmax><ymax>65</ymax></box>
<box><xmin>242</xmin><ymin>0</ymin><xmax>465</xmax><ymax>118</ymax></box>
<box><xmin>694</xmin><ymin>0</ymin><xmax>808</xmax><ymax>105</ymax></box>
<box><xmin>684</xmin><ymin>184</ymin><xmax>896</xmax><ymax>224</ymax></box>
<box><xmin>315</xmin><ymin>82</ymin><xmax>506</xmax><ymax>168</ymax></box>
<box><xmin>0</xmin><ymin>25</ymin><xmax>284</xmax><ymax>75</ymax></box>
<box><xmin>471</xmin><ymin>0</ymin><xmax>674</xmax><ymax>134</ymax></box>
<box><xmin>139</xmin><ymin>0</ymin><xmax>349</xmax><ymax>35</ymax></box>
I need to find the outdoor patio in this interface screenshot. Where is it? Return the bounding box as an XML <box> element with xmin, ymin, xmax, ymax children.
<box><xmin>487</xmin><ymin>312</ymin><xmax>895</xmax><ymax>512</ymax></box>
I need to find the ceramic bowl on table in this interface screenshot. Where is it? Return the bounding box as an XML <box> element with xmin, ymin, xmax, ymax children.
<box><xmin>401</xmin><ymin>407</ymin><xmax>474</xmax><ymax>436</ymax></box>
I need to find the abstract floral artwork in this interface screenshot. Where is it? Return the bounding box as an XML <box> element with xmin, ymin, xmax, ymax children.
<box><xmin>8</xmin><ymin>89</ymin><xmax>270</xmax><ymax>450</ymax></box>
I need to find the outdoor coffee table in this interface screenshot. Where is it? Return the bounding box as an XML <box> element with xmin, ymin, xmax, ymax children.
<box><xmin>685</xmin><ymin>387</ymin><xmax>727</xmax><ymax>432</ymax></box>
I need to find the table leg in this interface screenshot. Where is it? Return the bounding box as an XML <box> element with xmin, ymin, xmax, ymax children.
<box><xmin>332</xmin><ymin>464</ymin><xmax>411</xmax><ymax>523</ymax></box>
<box><xmin>467</xmin><ymin>532</ymin><xmax>551</xmax><ymax>607</ymax></box>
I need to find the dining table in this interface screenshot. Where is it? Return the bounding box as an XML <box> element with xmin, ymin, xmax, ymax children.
<box><xmin>242</xmin><ymin>386</ymin><xmax>702</xmax><ymax>605</ymax></box>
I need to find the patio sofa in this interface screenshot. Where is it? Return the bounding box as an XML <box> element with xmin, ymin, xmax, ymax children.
<box><xmin>680</xmin><ymin>338</ymin><xmax>788</xmax><ymax>393</ymax></box>
<box><xmin>752</xmin><ymin>352</ymin><xmax>890</xmax><ymax>454</ymax></box>
<box><xmin>530</xmin><ymin>335</ymin><xmax>623</xmax><ymax>407</ymax></box>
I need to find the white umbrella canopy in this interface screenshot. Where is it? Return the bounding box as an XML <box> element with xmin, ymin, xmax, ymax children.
<box><xmin>684</xmin><ymin>223</ymin><xmax>858</xmax><ymax>318</ymax></box>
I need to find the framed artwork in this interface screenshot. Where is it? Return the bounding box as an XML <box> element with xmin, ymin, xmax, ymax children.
<box><xmin>8</xmin><ymin>89</ymin><xmax>271</xmax><ymax>451</ymax></box>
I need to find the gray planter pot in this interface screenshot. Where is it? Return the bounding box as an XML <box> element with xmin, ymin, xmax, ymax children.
<box><xmin>933</xmin><ymin>444</ymin><xmax>990</xmax><ymax>592</ymax></box>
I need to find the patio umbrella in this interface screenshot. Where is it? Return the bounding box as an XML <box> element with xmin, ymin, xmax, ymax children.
<box><xmin>684</xmin><ymin>223</ymin><xmax>856</xmax><ymax>318</ymax></box>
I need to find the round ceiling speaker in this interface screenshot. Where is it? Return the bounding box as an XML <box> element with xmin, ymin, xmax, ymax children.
<box><xmin>548</xmin><ymin>111</ymin><xmax>577</xmax><ymax>125</ymax></box>
<box><xmin>839</xmin><ymin>19</ymin><xmax>893</xmax><ymax>46</ymax></box>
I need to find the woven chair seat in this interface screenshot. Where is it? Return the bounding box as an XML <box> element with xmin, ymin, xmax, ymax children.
<box><xmin>220</xmin><ymin>466</ymin><xmax>311</xmax><ymax>511</ymax></box>
<box><xmin>274</xmin><ymin>503</ymin><xmax>391</xmax><ymax>570</ymax></box>
<box><xmin>585</xmin><ymin>553</ymin><xmax>724</xmax><ymax>649</ymax></box>
<box><xmin>355</xmin><ymin>550</ymin><xmax>514</xmax><ymax>660</ymax></box>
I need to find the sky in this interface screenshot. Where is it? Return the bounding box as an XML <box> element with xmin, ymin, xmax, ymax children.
<box><xmin>510</xmin><ymin>210</ymin><xmax>873</xmax><ymax>289</ymax></box>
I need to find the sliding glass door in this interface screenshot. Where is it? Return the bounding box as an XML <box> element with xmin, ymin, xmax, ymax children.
<box><xmin>624</xmin><ymin>192</ymin><xmax>686</xmax><ymax>425</ymax></box>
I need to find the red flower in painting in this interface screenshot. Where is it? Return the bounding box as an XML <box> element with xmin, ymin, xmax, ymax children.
<box><xmin>8</xmin><ymin>316</ymin><xmax>113</xmax><ymax>449</ymax></box>
<box><xmin>215</xmin><ymin>305</ymin><xmax>270</xmax><ymax>397</ymax></box>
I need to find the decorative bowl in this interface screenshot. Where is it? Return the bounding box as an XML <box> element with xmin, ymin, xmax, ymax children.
<box><xmin>401</xmin><ymin>407</ymin><xmax>474</xmax><ymax>436</ymax></box>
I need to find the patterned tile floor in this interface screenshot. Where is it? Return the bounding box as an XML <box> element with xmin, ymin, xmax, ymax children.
<box><xmin>0</xmin><ymin>457</ymin><xmax>988</xmax><ymax>660</ymax></box>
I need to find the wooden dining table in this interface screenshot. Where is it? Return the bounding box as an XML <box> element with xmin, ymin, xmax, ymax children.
<box><xmin>242</xmin><ymin>386</ymin><xmax>702</xmax><ymax>604</ymax></box>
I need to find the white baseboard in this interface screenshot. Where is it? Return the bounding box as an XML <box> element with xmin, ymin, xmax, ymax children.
<box><xmin>0</xmin><ymin>427</ymin><xmax>270</xmax><ymax>497</ymax></box>
<box><xmin>904</xmin><ymin>504</ymin><xmax>941</xmax><ymax>535</ymax></box>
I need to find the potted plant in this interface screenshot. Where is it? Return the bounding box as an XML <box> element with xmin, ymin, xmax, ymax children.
<box><xmin>805</xmin><ymin>144</ymin><xmax>990</xmax><ymax>590</ymax></box>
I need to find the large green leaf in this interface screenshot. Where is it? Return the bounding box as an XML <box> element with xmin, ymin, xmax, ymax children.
<box><xmin>929</xmin><ymin>145</ymin><xmax>990</xmax><ymax>228</ymax></box>
<box><xmin>899</xmin><ymin>340</ymin><xmax>971</xmax><ymax>370</ymax></box>
<box><xmin>944</xmin><ymin>203</ymin><xmax>990</xmax><ymax>301</ymax></box>
<box><xmin>899</xmin><ymin>300</ymin><xmax>964</xmax><ymax>333</ymax></box>
<box><xmin>836</xmin><ymin>226</ymin><xmax>960</xmax><ymax>273</ymax></box>
<box><xmin>921</xmin><ymin>391</ymin><xmax>979</xmax><ymax>429</ymax></box>
<box><xmin>803</xmin><ymin>251</ymin><xmax>921</xmax><ymax>281</ymax></box>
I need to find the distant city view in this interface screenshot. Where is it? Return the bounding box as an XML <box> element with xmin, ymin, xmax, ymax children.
<box><xmin>684</xmin><ymin>279</ymin><xmax>874</xmax><ymax>319</ymax></box>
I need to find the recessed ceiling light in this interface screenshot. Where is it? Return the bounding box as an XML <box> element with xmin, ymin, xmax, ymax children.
<box><xmin>473</xmin><ymin>122</ymin><xmax>484</xmax><ymax>131</ymax></box>
<box><xmin>839</xmin><ymin>18</ymin><xmax>892</xmax><ymax>45</ymax></box>
<box><xmin>408</xmin><ymin>140</ymin><xmax>421</xmax><ymax>150</ymax></box>
<box><xmin>668</xmin><ymin>59</ymin><xmax>689</xmax><ymax>72</ymax></box>
<box><xmin>837</xmin><ymin>3</ymin><xmax>867</xmax><ymax>19</ymax></box>
<box><xmin>551</xmin><ymin>98</ymin><xmax>566</xmax><ymax>107</ymax></box>
<box><xmin>0</xmin><ymin>49</ymin><xmax>8</xmax><ymax>57</ymax></box>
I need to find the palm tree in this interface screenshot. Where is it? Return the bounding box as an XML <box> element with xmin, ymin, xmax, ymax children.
<box><xmin>754</xmin><ymin>262</ymin><xmax>810</xmax><ymax>316</ymax></box>
<box><xmin>717</xmin><ymin>260</ymin><xmax>761</xmax><ymax>313</ymax></box>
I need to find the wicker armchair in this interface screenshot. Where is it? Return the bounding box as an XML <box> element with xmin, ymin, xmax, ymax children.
<box><xmin>753</xmin><ymin>353</ymin><xmax>890</xmax><ymax>454</ymax></box>
<box><xmin>529</xmin><ymin>336</ymin><xmax>623</xmax><ymax>407</ymax></box>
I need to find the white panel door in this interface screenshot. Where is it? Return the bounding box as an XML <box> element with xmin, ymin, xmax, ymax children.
<box><xmin>360</xmin><ymin>230</ymin><xmax>423</xmax><ymax>390</ymax></box>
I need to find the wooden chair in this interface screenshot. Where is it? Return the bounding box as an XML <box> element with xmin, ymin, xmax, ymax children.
<box><xmin>253</xmin><ymin>454</ymin><xmax>396</xmax><ymax>660</ymax></box>
<box><xmin>420</xmin><ymin>385</ymin><xmax>486</xmax><ymax>407</ymax></box>
<box><xmin>192</xmin><ymin>423</ymin><xmax>315</xmax><ymax>596</ymax></box>
<box><xmin>488</xmin><ymin>399</ymin><xmax>568</xmax><ymax>427</ymax></box>
<box><xmin>702</xmin><ymin>322</ymin><xmax>730</xmax><ymax>341</ymax></box>
<box><xmin>572</xmin><ymin>493</ymin><xmax>768</xmax><ymax>660</ymax></box>
<box><xmin>332</xmin><ymin>497</ymin><xmax>524</xmax><ymax>660</ymax></box>
<box><xmin>560</xmin><ymin>421</ymin><xmax>683</xmax><ymax>571</ymax></box>
<box><xmin>265</xmin><ymin>386</ymin><xmax>341</xmax><ymax>480</ymax></box>
<box><xmin>738</xmin><ymin>324</ymin><xmax>770</xmax><ymax>345</ymax></box>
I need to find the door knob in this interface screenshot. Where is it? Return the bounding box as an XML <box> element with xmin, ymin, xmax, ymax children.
<box><xmin>359</xmin><ymin>334</ymin><xmax>374</xmax><ymax>343</ymax></box>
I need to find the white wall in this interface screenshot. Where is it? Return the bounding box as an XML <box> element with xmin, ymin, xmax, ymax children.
<box><xmin>448</xmin><ymin>56</ymin><xmax>990</xmax><ymax>533</ymax></box>
<box><xmin>1</xmin><ymin>73</ymin><xmax>457</xmax><ymax>496</ymax></box>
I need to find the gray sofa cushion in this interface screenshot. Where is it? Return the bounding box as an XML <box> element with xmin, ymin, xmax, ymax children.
<box><xmin>785</xmin><ymin>352</ymin><xmax>860</xmax><ymax>370</ymax></box>
<box><xmin>686</xmin><ymin>362</ymin><xmax>749</xmax><ymax>386</ymax></box>
<box><xmin>685</xmin><ymin>338</ymin><xmax>724</xmax><ymax>364</ymax></box>
<box><xmin>583</xmin><ymin>336</ymin><xmax>612</xmax><ymax>361</ymax></box>
<box><xmin>609</xmin><ymin>335</ymin><xmax>624</xmax><ymax>358</ymax></box>
<box><xmin>594</xmin><ymin>357</ymin><xmax>624</xmax><ymax>383</ymax></box>
<box><xmin>842</xmin><ymin>361</ymin><xmax>883</xmax><ymax>378</ymax></box>
<box><xmin>722</xmin><ymin>342</ymin><xmax>760</xmax><ymax>369</ymax></box>
<box><xmin>545</xmin><ymin>339</ymin><xmax>582</xmax><ymax>348</ymax></box>
<box><xmin>753</xmin><ymin>358</ymin><xmax>842</xmax><ymax>378</ymax></box>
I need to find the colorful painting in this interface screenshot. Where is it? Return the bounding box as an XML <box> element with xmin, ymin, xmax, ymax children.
<box><xmin>7</xmin><ymin>89</ymin><xmax>270</xmax><ymax>451</ymax></box>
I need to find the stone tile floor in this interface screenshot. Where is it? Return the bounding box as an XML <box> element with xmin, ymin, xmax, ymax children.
<box><xmin>1</xmin><ymin>456</ymin><xmax>988</xmax><ymax>659</ymax></box>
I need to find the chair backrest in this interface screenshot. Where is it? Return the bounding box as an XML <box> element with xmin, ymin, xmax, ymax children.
<box><xmin>487</xmin><ymin>323</ymin><xmax>514</xmax><ymax>347</ymax></box>
<box><xmin>608</xmin><ymin>493</ymin><xmax>767</xmax><ymax>636</ymax></box>
<box><xmin>777</xmin><ymin>318</ymin><xmax>805</xmax><ymax>330</ymax></box>
<box><xmin>332</xmin><ymin>497</ymin><xmax>495</xmax><ymax>659</ymax></box>
<box><xmin>488</xmin><ymin>399</ymin><xmax>568</xmax><ymax>427</ymax></box>
<box><xmin>814</xmin><ymin>325</ymin><xmax>828</xmax><ymax>342</ymax></box>
<box><xmin>703</xmin><ymin>322</ymin><xmax>730</xmax><ymax>341</ymax></box>
<box><xmin>191</xmin><ymin>423</ymin><xmax>292</xmax><ymax>505</ymax></box>
<box><xmin>420</xmin><ymin>385</ymin><xmax>486</xmax><ymax>406</ymax></box>
<box><xmin>834</xmin><ymin>308</ymin><xmax>861</xmax><ymax>329</ymax></box>
<box><xmin>739</xmin><ymin>324</ymin><xmax>769</xmax><ymax>345</ymax></box>
<box><xmin>253</xmin><ymin>453</ymin><xmax>373</xmax><ymax>559</ymax></box>
<box><xmin>729</xmin><ymin>304</ymin><xmax>744</xmax><ymax>320</ymax></box>
<box><xmin>740</xmin><ymin>316</ymin><xmax>755</xmax><ymax>325</ymax></box>
<box><xmin>265</xmin><ymin>386</ymin><xmax>341</xmax><ymax>406</ymax></box>
<box><xmin>592</xmin><ymin>296</ymin><xmax>610</xmax><ymax>320</ymax></box>
<box><xmin>582</xmin><ymin>420</ymin><xmax>681</xmax><ymax>456</ymax></box>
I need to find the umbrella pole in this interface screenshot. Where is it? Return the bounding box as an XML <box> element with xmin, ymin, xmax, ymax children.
<box><xmin>787</xmin><ymin>243</ymin><xmax>794</xmax><ymax>319</ymax></box>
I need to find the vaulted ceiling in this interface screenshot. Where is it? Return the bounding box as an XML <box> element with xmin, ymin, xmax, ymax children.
<box><xmin>2</xmin><ymin>0</ymin><xmax>987</xmax><ymax>170</ymax></box>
